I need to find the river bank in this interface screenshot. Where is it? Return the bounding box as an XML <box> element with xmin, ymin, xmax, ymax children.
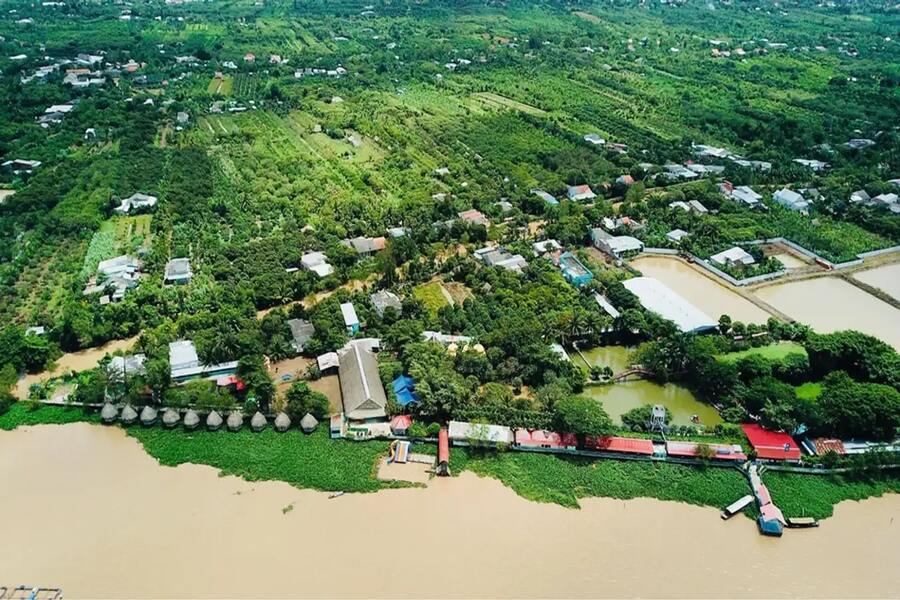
<box><xmin>1</xmin><ymin>423</ymin><xmax>898</xmax><ymax>599</ymax></box>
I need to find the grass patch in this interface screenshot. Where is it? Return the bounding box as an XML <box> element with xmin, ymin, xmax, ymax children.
<box><xmin>765</xmin><ymin>471</ymin><xmax>900</xmax><ymax>520</ymax></box>
<box><xmin>716</xmin><ymin>342</ymin><xmax>807</xmax><ymax>363</ymax></box>
<box><xmin>413</xmin><ymin>281</ymin><xmax>450</xmax><ymax>316</ymax></box>
<box><xmin>464</xmin><ymin>450</ymin><xmax>749</xmax><ymax>509</ymax></box>
<box><xmin>795</xmin><ymin>381</ymin><xmax>823</xmax><ymax>401</ymax></box>
<box><xmin>127</xmin><ymin>426</ymin><xmax>398</xmax><ymax>493</ymax></box>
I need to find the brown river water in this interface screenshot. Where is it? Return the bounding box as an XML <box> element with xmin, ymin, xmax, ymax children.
<box><xmin>2</xmin><ymin>424</ymin><xmax>899</xmax><ymax>599</ymax></box>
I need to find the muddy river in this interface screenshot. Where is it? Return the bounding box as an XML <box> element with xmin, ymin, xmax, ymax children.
<box><xmin>755</xmin><ymin>277</ymin><xmax>900</xmax><ymax>351</ymax></box>
<box><xmin>630</xmin><ymin>256</ymin><xmax>770</xmax><ymax>324</ymax></box>
<box><xmin>3</xmin><ymin>424</ymin><xmax>897</xmax><ymax>599</ymax></box>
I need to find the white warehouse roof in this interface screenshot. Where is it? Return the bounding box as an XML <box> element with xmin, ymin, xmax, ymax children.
<box><xmin>622</xmin><ymin>277</ymin><xmax>717</xmax><ymax>333</ymax></box>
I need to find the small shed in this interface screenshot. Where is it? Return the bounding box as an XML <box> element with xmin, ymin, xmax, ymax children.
<box><xmin>206</xmin><ymin>410</ymin><xmax>223</xmax><ymax>431</ymax></box>
<box><xmin>227</xmin><ymin>411</ymin><xmax>243</xmax><ymax>432</ymax></box>
<box><xmin>251</xmin><ymin>411</ymin><xmax>267</xmax><ymax>432</ymax></box>
<box><xmin>162</xmin><ymin>408</ymin><xmax>180</xmax><ymax>428</ymax></box>
<box><xmin>274</xmin><ymin>412</ymin><xmax>292</xmax><ymax>432</ymax></box>
<box><xmin>300</xmin><ymin>413</ymin><xmax>319</xmax><ymax>433</ymax></box>
<box><xmin>183</xmin><ymin>409</ymin><xmax>200</xmax><ymax>430</ymax></box>
<box><xmin>101</xmin><ymin>402</ymin><xmax>118</xmax><ymax>424</ymax></box>
<box><xmin>390</xmin><ymin>414</ymin><xmax>413</xmax><ymax>436</ymax></box>
<box><xmin>340</xmin><ymin>302</ymin><xmax>360</xmax><ymax>335</ymax></box>
<box><xmin>120</xmin><ymin>404</ymin><xmax>138</xmax><ymax>425</ymax></box>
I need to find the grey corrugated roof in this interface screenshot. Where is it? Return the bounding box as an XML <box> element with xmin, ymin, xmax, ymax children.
<box><xmin>287</xmin><ymin>318</ymin><xmax>315</xmax><ymax>351</ymax></box>
<box><xmin>338</xmin><ymin>339</ymin><xmax>387</xmax><ymax>420</ymax></box>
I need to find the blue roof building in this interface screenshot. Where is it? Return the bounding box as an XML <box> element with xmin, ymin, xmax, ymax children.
<box><xmin>392</xmin><ymin>374</ymin><xmax>420</xmax><ymax>407</ymax></box>
<box><xmin>558</xmin><ymin>252</ymin><xmax>593</xmax><ymax>288</ymax></box>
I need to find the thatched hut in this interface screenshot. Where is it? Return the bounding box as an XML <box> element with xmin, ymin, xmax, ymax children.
<box><xmin>274</xmin><ymin>412</ymin><xmax>291</xmax><ymax>432</ymax></box>
<box><xmin>206</xmin><ymin>410</ymin><xmax>223</xmax><ymax>431</ymax></box>
<box><xmin>300</xmin><ymin>413</ymin><xmax>318</xmax><ymax>434</ymax></box>
<box><xmin>100</xmin><ymin>402</ymin><xmax>118</xmax><ymax>424</ymax></box>
<box><xmin>183</xmin><ymin>409</ymin><xmax>200</xmax><ymax>431</ymax></box>
<box><xmin>226</xmin><ymin>411</ymin><xmax>243</xmax><ymax>432</ymax></box>
<box><xmin>250</xmin><ymin>411</ymin><xmax>267</xmax><ymax>432</ymax></box>
<box><xmin>120</xmin><ymin>404</ymin><xmax>138</xmax><ymax>425</ymax></box>
<box><xmin>162</xmin><ymin>408</ymin><xmax>180</xmax><ymax>428</ymax></box>
<box><xmin>140</xmin><ymin>405</ymin><xmax>158</xmax><ymax>426</ymax></box>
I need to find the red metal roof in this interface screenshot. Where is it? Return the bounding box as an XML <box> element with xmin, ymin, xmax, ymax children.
<box><xmin>560</xmin><ymin>433</ymin><xmax>578</xmax><ymax>448</ymax></box>
<box><xmin>215</xmin><ymin>375</ymin><xmax>246</xmax><ymax>390</ymax></box>
<box><xmin>515</xmin><ymin>429</ymin><xmax>564</xmax><ymax>448</ymax></box>
<box><xmin>587</xmin><ymin>436</ymin><xmax>654</xmax><ymax>455</ymax></box>
<box><xmin>665</xmin><ymin>441</ymin><xmax>747</xmax><ymax>461</ymax></box>
<box><xmin>390</xmin><ymin>415</ymin><xmax>412</xmax><ymax>431</ymax></box>
<box><xmin>438</xmin><ymin>427</ymin><xmax>450</xmax><ymax>463</ymax></box>
<box><xmin>760</xmin><ymin>503</ymin><xmax>786</xmax><ymax>525</ymax></box>
<box><xmin>741</xmin><ymin>424</ymin><xmax>801</xmax><ymax>461</ymax></box>
<box><xmin>814</xmin><ymin>438</ymin><xmax>846</xmax><ymax>455</ymax></box>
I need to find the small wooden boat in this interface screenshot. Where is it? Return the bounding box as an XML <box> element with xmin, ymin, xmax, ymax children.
<box><xmin>786</xmin><ymin>517</ymin><xmax>819</xmax><ymax>528</ymax></box>
<box><xmin>721</xmin><ymin>495</ymin><xmax>754</xmax><ymax>520</ymax></box>
<box><xmin>328</xmin><ymin>491</ymin><xmax>345</xmax><ymax>499</ymax></box>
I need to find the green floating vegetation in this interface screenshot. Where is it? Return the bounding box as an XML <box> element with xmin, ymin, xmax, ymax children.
<box><xmin>765</xmin><ymin>471</ymin><xmax>900</xmax><ymax>520</ymax></box>
<box><xmin>127</xmin><ymin>426</ymin><xmax>397</xmax><ymax>493</ymax></box>
<box><xmin>0</xmin><ymin>402</ymin><xmax>97</xmax><ymax>431</ymax></box>
<box><xmin>463</xmin><ymin>451</ymin><xmax>749</xmax><ymax>509</ymax></box>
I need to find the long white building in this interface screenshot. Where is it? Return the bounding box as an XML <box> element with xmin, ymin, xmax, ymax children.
<box><xmin>622</xmin><ymin>277</ymin><xmax>717</xmax><ymax>333</ymax></box>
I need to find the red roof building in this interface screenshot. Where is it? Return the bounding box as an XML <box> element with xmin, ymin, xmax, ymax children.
<box><xmin>390</xmin><ymin>415</ymin><xmax>413</xmax><ymax>435</ymax></box>
<box><xmin>437</xmin><ymin>426</ymin><xmax>450</xmax><ymax>475</ymax></box>
<box><xmin>515</xmin><ymin>429</ymin><xmax>569</xmax><ymax>448</ymax></box>
<box><xmin>741</xmin><ymin>424</ymin><xmax>801</xmax><ymax>461</ymax></box>
<box><xmin>814</xmin><ymin>438</ymin><xmax>846</xmax><ymax>455</ymax></box>
<box><xmin>665</xmin><ymin>441</ymin><xmax>747</xmax><ymax>461</ymax></box>
<box><xmin>586</xmin><ymin>436</ymin><xmax>654</xmax><ymax>455</ymax></box>
<box><xmin>215</xmin><ymin>375</ymin><xmax>246</xmax><ymax>391</ymax></box>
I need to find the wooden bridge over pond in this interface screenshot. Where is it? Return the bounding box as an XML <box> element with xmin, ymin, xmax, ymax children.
<box><xmin>612</xmin><ymin>366</ymin><xmax>653</xmax><ymax>382</ymax></box>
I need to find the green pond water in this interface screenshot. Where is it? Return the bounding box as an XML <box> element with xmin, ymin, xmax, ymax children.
<box><xmin>575</xmin><ymin>346</ymin><xmax>723</xmax><ymax>427</ymax></box>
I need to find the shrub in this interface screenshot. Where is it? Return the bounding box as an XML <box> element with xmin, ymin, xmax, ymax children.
<box><xmin>407</xmin><ymin>422</ymin><xmax>427</xmax><ymax>438</ymax></box>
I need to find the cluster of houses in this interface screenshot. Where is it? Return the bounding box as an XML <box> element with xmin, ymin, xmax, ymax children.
<box><xmin>83</xmin><ymin>255</ymin><xmax>192</xmax><ymax>304</ymax></box>
<box><xmin>83</xmin><ymin>255</ymin><xmax>143</xmax><ymax>303</ymax></box>
<box><xmin>36</xmin><ymin>102</ymin><xmax>76</xmax><ymax>128</ymax></box>
<box><xmin>849</xmin><ymin>187</ymin><xmax>899</xmax><ymax>214</ymax></box>
<box><xmin>293</xmin><ymin>66</ymin><xmax>347</xmax><ymax>78</ymax></box>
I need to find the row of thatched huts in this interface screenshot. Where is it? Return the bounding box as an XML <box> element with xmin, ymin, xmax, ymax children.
<box><xmin>100</xmin><ymin>403</ymin><xmax>319</xmax><ymax>433</ymax></box>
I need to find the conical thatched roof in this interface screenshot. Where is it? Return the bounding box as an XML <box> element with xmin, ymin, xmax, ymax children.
<box><xmin>300</xmin><ymin>413</ymin><xmax>318</xmax><ymax>433</ymax></box>
<box><xmin>226</xmin><ymin>411</ymin><xmax>243</xmax><ymax>432</ymax></box>
<box><xmin>206</xmin><ymin>410</ymin><xmax>223</xmax><ymax>431</ymax></box>
<box><xmin>162</xmin><ymin>408</ymin><xmax>180</xmax><ymax>428</ymax></box>
<box><xmin>140</xmin><ymin>405</ymin><xmax>158</xmax><ymax>426</ymax></box>
<box><xmin>120</xmin><ymin>404</ymin><xmax>138</xmax><ymax>425</ymax></box>
<box><xmin>100</xmin><ymin>402</ymin><xmax>118</xmax><ymax>424</ymax></box>
<box><xmin>183</xmin><ymin>409</ymin><xmax>200</xmax><ymax>430</ymax></box>
<box><xmin>274</xmin><ymin>412</ymin><xmax>291</xmax><ymax>432</ymax></box>
<box><xmin>250</xmin><ymin>411</ymin><xmax>267</xmax><ymax>432</ymax></box>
